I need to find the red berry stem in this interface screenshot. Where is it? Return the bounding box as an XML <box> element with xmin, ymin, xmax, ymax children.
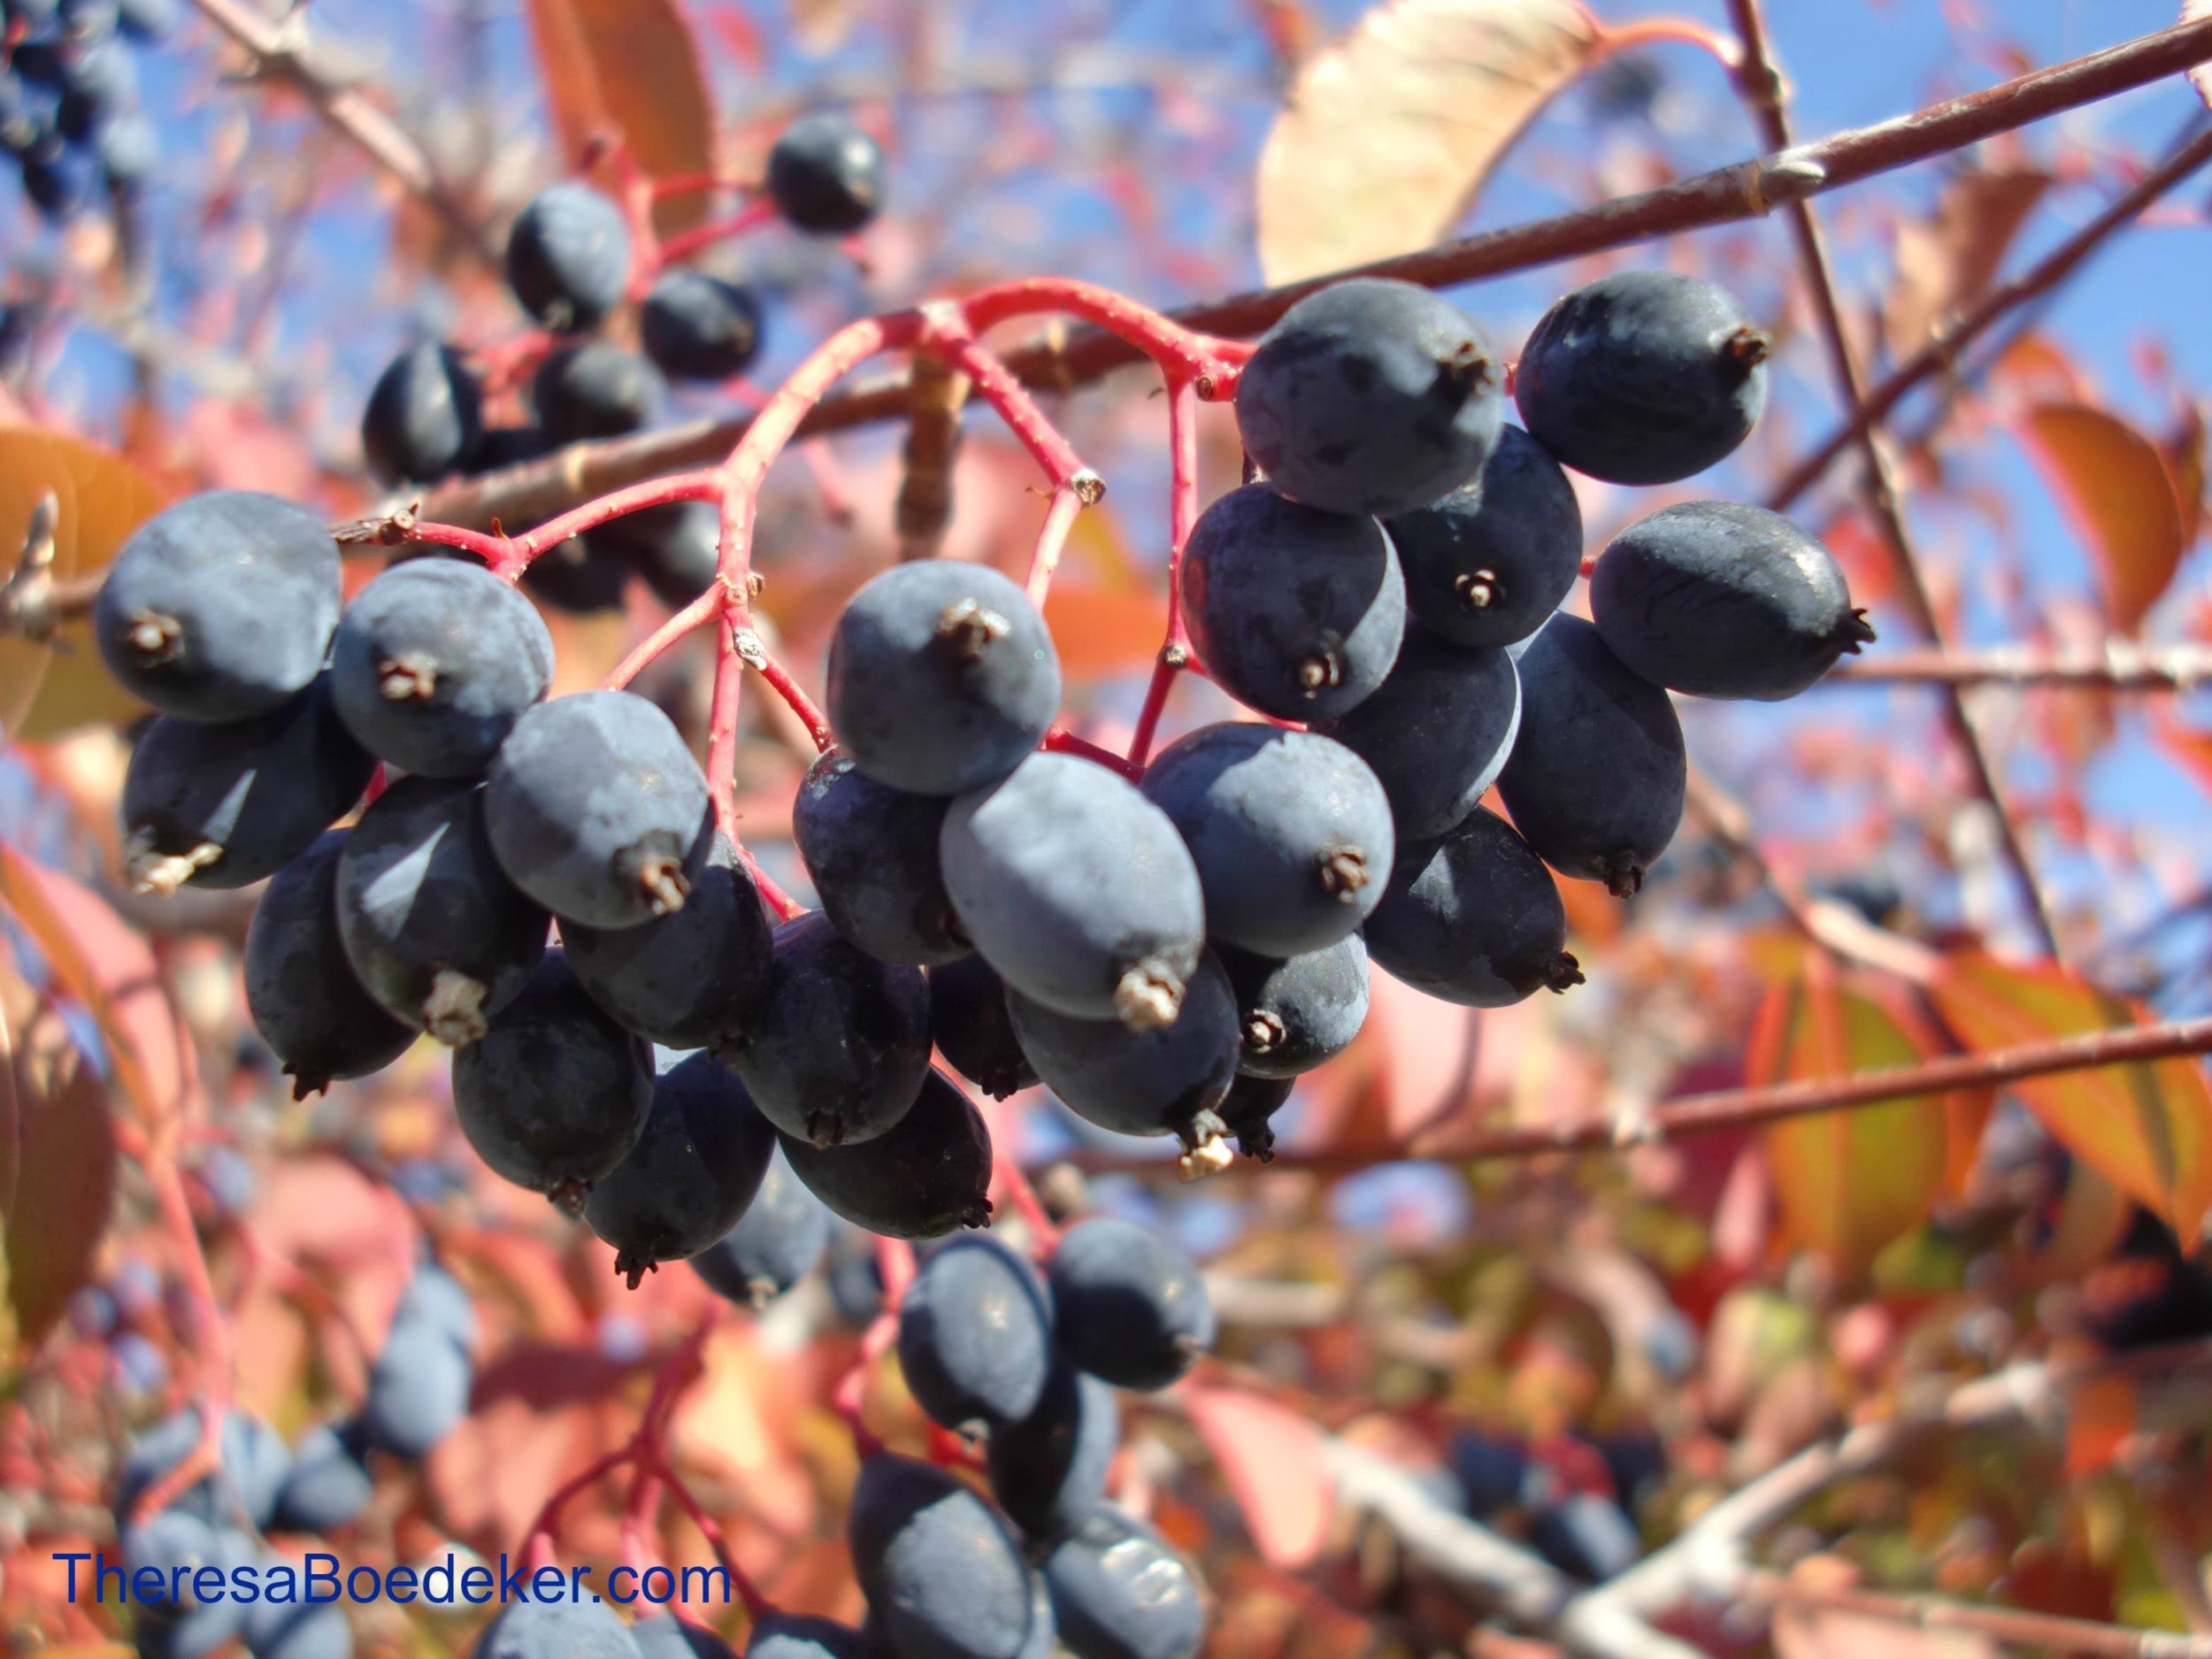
<box><xmin>1024</xmin><ymin>484</ymin><xmax>1086</xmax><ymax>608</ymax></box>
<box><xmin>748</xmin><ymin>641</ymin><xmax>836</xmax><ymax>752</ymax></box>
<box><xmin>992</xmin><ymin>1153</ymin><xmax>1060</xmax><ymax>1255</ymax></box>
<box><xmin>832</xmin><ymin>1238</ymin><xmax>916</xmax><ymax>1458</ymax></box>
<box><xmin>603</xmin><ymin>585</ymin><xmax>725</xmax><ymax>694</ymax></box>
<box><xmin>641</xmin><ymin>1439</ymin><xmax>775</xmax><ymax>1620</ymax></box>
<box><xmin>652</xmin><ymin>196</ymin><xmax>780</xmax><ymax>273</ymax></box>
<box><xmin>1125</xmin><ymin>371</ymin><xmax>1202</xmax><ymax>768</ymax></box>
<box><xmin>1042</xmin><ymin>726</ymin><xmax>1143</xmax><ymax>781</ymax></box>
<box><xmin>921</xmin><ymin>313</ymin><xmax>1094</xmax><ymax>491</ymax></box>
<box><xmin>737</xmin><ymin>844</ymin><xmax>807</xmax><ymax>922</ymax></box>
<box><xmin>962</xmin><ymin>277</ymin><xmax>1240</xmax><ymax>389</ymax></box>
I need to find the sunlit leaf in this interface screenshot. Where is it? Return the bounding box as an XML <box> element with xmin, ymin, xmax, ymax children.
<box><xmin>1756</xmin><ymin>969</ymin><xmax>1948</xmax><ymax>1285</ymax></box>
<box><xmin>1931</xmin><ymin>952</ymin><xmax>2212</xmax><ymax>1240</ymax></box>
<box><xmin>3</xmin><ymin>1041</ymin><xmax>114</xmax><ymax>1351</ymax></box>
<box><xmin>523</xmin><ymin>0</ymin><xmax>715</xmax><ymax>234</ymax></box>
<box><xmin>1040</xmin><ymin>583</ymin><xmax>1164</xmax><ymax>679</ymax></box>
<box><xmin>1885</xmin><ymin>168</ymin><xmax>2047</xmax><ymax>359</ymax></box>
<box><xmin>1186</xmin><ymin>1384</ymin><xmax>1333</xmax><ymax>1569</ymax></box>
<box><xmin>0</xmin><ymin>427</ymin><xmax>169</xmax><ymax>742</ymax></box>
<box><xmin>2163</xmin><ymin>402</ymin><xmax>2206</xmax><ymax>549</ymax></box>
<box><xmin>1255</xmin><ymin>0</ymin><xmax>1604</xmax><ymax>283</ymax></box>
<box><xmin>2016</xmin><ymin>404</ymin><xmax>2186</xmax><ymax>634</ymax></box>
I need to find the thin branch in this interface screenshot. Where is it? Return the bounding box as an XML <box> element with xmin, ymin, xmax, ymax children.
<box><xmin>186</xmin><ymin>0</ymin><xmax>499</xmax><ymax>270</ymax></box>
<box><xmin>1827</xmin><ymin>643</ymin><xmax>2212</xmax><ymax>689</ymax></box>
<box><xmin>1744</xmin><ymin>1572</ymin><xmax>2212</xmax><ymax>1658</ymax></box>
<box><xmin>415</xmin><ymin>13</ymin><xmax>2212</xmax><ymax>534</ymax></box>
<box><xmin>1058</xmin><ymin>1015</ymin><xmax>2212</xmax><ymax>1179</ymax></box>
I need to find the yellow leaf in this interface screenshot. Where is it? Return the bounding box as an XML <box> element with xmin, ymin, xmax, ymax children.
<box><xmin>2017</xmin><ymin>404</ymin><xmax>2186</xmax><ymax>634</ymax></box>
<box><xmin>1758</xmin><ymin>969</ymin><xmax>1948</xmax><ymax>1285</ymax></box>
<box><xmin>1255</xmin><ymin>0</ymin><xmax>1602</xmax><ymax>284</ymax></box>
<box><xmin>1931</xmin><ymin>953</ymin><xmax>2212</xmax><ymax>1240</ymax></box>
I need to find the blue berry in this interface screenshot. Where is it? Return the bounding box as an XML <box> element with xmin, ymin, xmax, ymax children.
<box><xmin>330</xmin><ymin>559</ymin><xmax>553</xmax><ymax>777</ymax></box>
<box><xmin>987</xmin><ymin>1363</ymin><xmax>1117</xmax><ymax>1542</ymax></box>
<box><xmin>96</xmin><ymin>491</ymin><xmax>342</xmax><ymax>722</ymax></box>
<box><xmin>1363</xmin><ymin>807</ymin><xmax>1582</xmax><ymax>1005</ymax></box>
<box><xmin>927</xmin><ymin>956</ymin><xmax>1037</xmax><ymax>1101</ymax></box>
<box><xmin>450</xmin><ymin>949</ymin><xmax>654</xmax><ymax>1199</ymax></box>
<box><xmin>1517</xmin><ymin>270</ymin><xmax>1769</xmax><ymax>486</ymax></box>
<box><xmin>849</xmin><ymin>1453</ymin><xmax>1033</xmax><ymax>1659</ymax></box>
<box><xmin>335</xmin><ymin>777</ymin><xmax>549</xmax><ymax>1045</ymax></box>
<box><xmin>1218</xmin><ymin>1072</ymin><xmax>1294</xmax><ymax>1161</ymax></box>
<box><xmin>1450</xmin><ymin>1432</ymin><xmax>1541</xmax><ymax>1517</ymax></box>
<box><xmin>566</xmin><ymin>836</ymin><xmax>772</xmax><ymax>1048</ymax></box>
<box><xmin>1529</xmin><ymin>1492</ymin><xmax>1643</xmax><ymax>1580</ymax></box>
<box><xmin>794</xmin><ymin>749</ymin><xmax>967</xmax><ymax>965</ymax></box>
<box><xmin>689</xmin><ymin>1148</ymin><xmax>831</xmax><ymax>1307</ymax></box>
<box><xmin>505</xmin><ymin>182</ymin><xmax>631</xmax><ymax>333</ymax></box>
<box><xmin>721</xmin><ymin>912</ymin><xmax>931</xmax><ymax>1148</ymax></box>
<box><xmin>522</xmin><ymin>531</ymin><xmax>631</xmax><ymax>612</ymax></box>
<box><xmin>1494</xmin><ymin>615</ymin><xmax>1684</xmax><ymax>896</ymax></box>
<box><xmin>485</xmin><ymin>691</ymin><xmax>714</xmax><ymax>930</ymax></box>
<box><xmin>1588</xmin><ymin>500</ymin><xmax>1874</xmax><ymax>700</ymax></box>
<box><xmin>362</xmin><ymin>342</ymin><xmax>482</xmax><ymax>483</ymax></box>
<box><xmin>1310</xmin><ymin>624</ymin><xmax>1520</xmax><ymax>841</ymax></box>
<box><xmin>242</xmin><ymin>1578</ymin><xmax>354</xmax><ymax>1659</ymax></box>
<box><xmin>1236</xmin><ymin>278</ymin><xmax>1502</xmax><ymax>518</ymax></box>
<box><xmin>472</xmin><ymin>1600</ymin><xmax>643</xmax><ymax>1659</ymax></box>
<box><xmin>1219</xmin><ymin>935</ymin><xmax>1369</xmax><ymax>1079</ymax></box>
<box><xmin>93</xmin><ymin>109</ymin><xmax>155</xmax><ymax>193</ymax></box>
<box><xmin>1177</xmin><ymin>483</ymin><xmax>1405</xmax><ymax>722</ymax></box>
<box><xmin>394</xmin><ymin>1262</ymin><xmax>478</xmax><ymax>1351</ymax></box>
<box><xmin>534</xmin><ymin>342</ymin><xmax>667</xmax><ymax>443</ymax></box>
<box><xmin>895</xmin><ymin>1233</ymin><xmax>1055</xmax><ymax>1428</ymax></box>
<box><xmin>359</xmin><ymin>1314</ymin><xmax>471</xmax><ymax>1458</ymax></box>
<box><xmin>114</xmin><ymin>1409</ymin><xmax>291</xmax><ymax>1531</ymax></box>
<box><xmin>1386</xmin><ymin>425</ymin><xmax>1582</xmax><ymax>649</ymax></box>
<box><xmin>596</xmin><ymin>499</ymin><xmax>722</xmax><ymax>610</ymax></box>
<box><xmin>742</xmin><ymin>1615</ymin><xmax>867</xmax><ymax>1659</ymax></box>
<box><xmin>55</xmin><ymin>35</ymin><xmax>133</xmax><ymax>140</ymax></box>
<box><xmin>1004</xmin><ymin>956</ymin><xmax>1239</xmax><ymax>1145</ymax></box>
<box><xmin>272</xmin><ymin>1422</ymin><xmax>373</xmax><ymax>1533</ymax></box>
<box><xmin>1047</xmin><ymin>1217</ymin><xmax>1211</xmax><ymax>1390</ymax></box>
<box><xmin>585</xmin><ymin>1051</ymin><xmax>778</xmax><ymax>1286</ymax></box>
<box><xmin>1140</xmin><ymin>723</ymin><xmax>1393</xmax><ymax>956</ymax></box>
<box><xmin>767</xmin><ymin>113</ymin><xmax>885</xmax><ymax>234</ymax></box>
<box><xmin>121</xmin><ymin>1510</ymin><xmax>254</xmax><ymax>1656</ymax></box>
<box><xmin>641</xmin><ymin>272</ymin><xmax>763</xmax><ymax>381</ymax></box>
<box><xmin>940</xmin><ymin>753</ymin><xmax>1204</xmax><ymax>1030</ymax></box>
<box><xmin>1041</xmin><ymin>1507</ymin><xmax>1205</xmax><ymax>1659</ymax></box>
<box><xmin>826</xmin><ymin>560</ymin><xmax>1061</xmax><ymax>796</ymax></box>
<box><xmin>780</xmin><ymin>1069</ymin><xmax>993</xmax><ymax>1240</ymax></box>
<box><xmin>122</xmin><ymin>677</ymin><xmax>373</xmax><ymax>893</ymax></box>
<box><xmin>115</xmin><ymin>0</ymin><xmax>174</xmax><ymax>38</ymax></box>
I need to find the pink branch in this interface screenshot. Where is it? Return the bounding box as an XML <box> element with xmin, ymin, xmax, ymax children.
<box><xmin>1125</xmin><ymin>373</ymin><xmax>1202</xmax><ymax>768</ymax></box>
<box><xmin>962</xmin><ymin>278</ymin><xmax>1239</xmax><ymax>390</ymax></box>
<box><xmin>654</xmin><ymin>197</ymin><xmax>779</xmax><ymax>272</ymax></box>
<box><xmin>1025</xmin><ymin>485</ymin><xmax>1086</xmax><ymax>607</ymax></box>
<box><xmin>921</xmin><ymin>319</ymin><xmax>1093</xmax><ymax>490</ymax></box>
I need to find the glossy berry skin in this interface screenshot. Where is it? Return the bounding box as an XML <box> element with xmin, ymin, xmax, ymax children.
<box><xmin>358</xmin><ymin>1315</ymin><xmax>471</xmax><ymax>1459</ymax></box>
<box><xmin>1042</xmin><ymin>1507</ymin><xmax>1206</xmax><ymax>1659</ymax></box>
<box><xmin>1312</xmin><ymin>624</ymin><xmax>1520</xmax><ymax>841</ymax></box>
<box><xmin>330</xmin><ymin>559</ymin><xmax>553</xmax><ymax>776</ymax></box>
<box><xmin>780</xmin><ymin>1069</ymin><xmax>993</xmax><ymax>1239</ymax></box>
<box><xmin>96</xmin><ymin>491</ymin><xmax>342</xmax><ymax>722</ymax></box>
<box><xmin>361</xmin><ymin>342</ymin><xmax>482</xmax><ymax>484</ymax></box>
<box><xmin>767</xmin><ymin>111</ymin><xmax>886</xmax><ymax>234</ymax></box>
<box><xmin>895</xmin><ymin>1234</ymin><xmax>1054</xmax><ymax>1428</ymax></box>
<box><xmin>742</xmin><ymin>1615</ymin><xmax>867</xmax><ymax>1659</ymax></box>
<box><xmin>1517</xmin><ymin>270</ymin><xmax>1770</xmax><ymax>486</ymax></box>
<box><xmin>987</xmin><ymin>1363</ymin><xmax>1118</xmax><ymax>1542</ymax></box>
<box><xmin>1141</xmin><ymin>723</ymin><xmax>1394</xmax><ymax>956</ymax></box>
<box><xmin>504</xmin><ymin>181</ymin><xmax>631</xmax><ymax>333</ymax></box>
<box><xmin>472</xmin><ymin>1600</ymin><xmax>644</xmax><ymax>1659</ymax></box>
<box><xmin>1218</xmin><ymin>1071</ymin><xmax>1294</xmax><ymax>1161</ymax></box>
<box><xmin>534</xmin><ymin>342</ymin><xmax>668</xmax><ymax>443</ymax></box>
<box><xmin>1047</xmin><ymin>1216</ymin><xmax>1214</xmax><ymax>1390</ymax></box>
<box><xmin>795</xmin><ymin>749</ymin><xmax>968</xmax><ymax>964</ymax></box>
<box><xmin>1364</xmin><ymin>808</ymin><xmax>1583</xmax><ymax>1006</ymax></box>
<box><xmin>335</xmin><ymin>777</ymin><xmax>549</xmax><ymax>1045</ymax></box>
<box><xmin>1005</xmin><ymin>956</ymin><xmax>1240</xmax><ymax>1144</ymax></box>
<box><xmin>690</xmin><ymin>1149</ymin><xmax>831</xmax><ymax>1307</ymax></box>
<box><xmin>826</xmin><ymin>560</ymin><xmax>1061</xmax><ymax>796</ymax></box>
<box><xmin>1219</xmin><ymin>936</ymin><xmax>1369</xmax><ymax>1079</ymax></box>
<box><xmin>485</xmin><ymin>691</ymin><xmax>714</xmax><ymax>930</ymax></box>
<box><xmin>941</xmin><ymin>753</ymin><xmax>1204</xmax><ymax>1029</ymax></box>
<box><xmin>451</xmin><ymin>950</ymin><xmax>654</xmax><ymax>1200</ymax></box>
<box><xmin>273</xmin><ymin>1422</ymin><xmax>373</xmax><ymax>1533</ymax></box>
<box><xmin>1386</xmin><ymin>425</ymin><xmax>1583</xmax><ymax>649</ymax></box>
<box><xmin>641</xmin><ymin>272</ymin><xmax>763</xmax><ymax>381</ymax></box>
<box><xmin>1529</xmin><ymin>1493</ymin><xmax>1643</xmax><ymax>1581</ymax></box>
<box><xmin>585</xmin><ymin>1051</ymin><xmax>778</xmax><ymax>1286</ymax></box>
<box><xmin>1589</xmin><ymin>501</ymin><xmax>1874</xmax><ymax>700</ymax></box>
<box><xmin>1236</xmin><ymin>278</ymin><xmax>1502</xmax><ymax>518</ymax></box>
<box><xmin>927</xmin><ymin>956</ymin><xmax>1038</xmax><ymax>1100</ymax></box>
<box><xmin>1177</xmin><ymin>484</ymin><xmax>1406</xmax><ymax>722</ymax></box>
<box><xmin>849</xmin><ymin>1453</ymin><xmax>1033</xmax><ymax>1659</ymax></box>
<box><xmin>122</xmin><ymin>678</ymin><xmax>374</xmax><ymax>892</ymax></box>
<box><xmin>566</xmin><ymin>836</ymin><xmax>773</xmax><ymax>1048</ymax></box>
<box><xmin>722</xmin><ymin>912</ymin><xmax>932</xmax><ymax>1148</ymax></box>
<box><xmin>1495</xmin><ymin>615</ymin><xmax>1685</xmax><ymax>896</ymax></box>
<box><xmin>245</xmin><ymin>833</ymin><xmax>416</xmax><ymax>1099</ymax></box>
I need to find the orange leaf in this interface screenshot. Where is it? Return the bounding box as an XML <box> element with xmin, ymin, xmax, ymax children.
<box><xmin>2021</xmin><ymin>1159</ymin><xmax>2131</xmax><ymax>1289</ymax></box>
<box><xmin>0</xmin><ymin>841</ymin><xmax>192</xmax><ymax>1121</ymax></box>
<box><xmin>2017</xmin><ymin>404</ymin><xmax>2186</xmax><ymax>634</ymax></box>
<box><xmin>1254</xmin><ymin>0</ymin><xmax>1603</xmax><ymax>283</ymax></box>
<box><xmin>522</xmin><ymin>0</ymin><xmax>715</xmax><ymax>234</ymax></box>
<box><xmin>1930</xmin><ymin>953</ymin><xmax>2212</xmax><ymax>1240</ymax></box>
<box><xmin>2163</xmin><ymin>402</ymin><xmax>2206</xmax><ymax>551</ymax></box>
<box><xmin>1886</xmin><ymin>168</ymin><xmax>2048</xmax><ymax>360</ymax></box>
<box><xmin>0</xmin><ymin>426</ymin><xmax>169</xmax><ymax>741</ymax></box>
<box><xmin>1185</xmin><ymin>1385</ymin><xmax>1333</xmax><ymax>1569</ymax></box>
<box><xmin>2063</xmin><ymin>1372</ymin><xmax>2136</xmax><ymax>1479</ymax></box>
<box><xmin>4</xmin><ymin>1041</ymin><xmax>114</xmax><ymax>1348</ymax></box>
<box><xmin>1757</xmin><ymin>969</ymin><xmax>1948</xmax><ymax>1285</ymax></box>
<box><xmin>1040</xmin><ymin>582</ymin><xmax>1165</xmax><ymax>679</ymax></box>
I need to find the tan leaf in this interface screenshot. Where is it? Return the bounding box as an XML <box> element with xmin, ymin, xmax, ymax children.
<box><xmin>2017</xmin><ymin>403</ymin><xmax>2187</xmax><ymax>634</ymax></box>
<box><xmin>2189</xmin><ymin>0</ymin><xmax>2212</xmax><ymax>109</ymax></box>
<box><xmin>1255</xmin><ymin>0</ymin><xmax>1604</xmax><ymax>284</ymax></box>
<box><xmin>1886</xmin><ymin>168</ymin><xmax>2047</xmax><ymax>359</ymax></box>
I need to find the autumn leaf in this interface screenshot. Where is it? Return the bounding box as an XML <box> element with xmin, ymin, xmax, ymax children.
<box><xmin>1885</xmin><ymin>168</ymin><xmax>2047</xmax><ymax>360</ymax></box>
<box><xmin>1931</xmin><ymin>952</ymin><xmax>2212</xmax><ymax>1240</ymax></box>
<box><xmin>3</xmin><ymin>1041</ymin><xmax>115</xmax><ymax>1353</ymax></box>
<box><xmin>1186</xmin><ymin>1384</ymin><xmax>1333</xmax><ymax>1569</ymax></box>
<box><xmin>1040</xmin><ymin>583</ymin><xmax>1164</xmax><ymax>680</ymax></box>
<box><xmin>1254</xmin><ymin>0</ymin><xmax>1605</xmax><ymax>283</ymax></box>
<box><xmin>2191</xmin><ymin>0</ymin><xmax>2212</xmax><ymax>110</ymax></box>
<box><xmin>2016</xmin><ymin>404</ymin><xmax>2186</xmax><ymax>634</ymax></box>
<box><xmin>0</xmin><ymin>426</ymin><xmax>168</xmax><ymax>742</ymax></box>
<box><xmin>1755</xmin><ymin>968</ymin><xmax>1948</xmax><ymax>1285</ymax></box>
<box><xmin>523</xmin><ymin>0</ymin><xmax>716</xmax><ymax>234</ymax></box>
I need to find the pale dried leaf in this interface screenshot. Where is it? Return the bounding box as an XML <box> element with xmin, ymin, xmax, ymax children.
<box><xmin>1885</xmin><ymin>168</ymin><xmax>2047</xmax><ymax>358</ymax></box>
<box><xmin>2190</xmin><ymin>0</ymin><xmax>2212</xmax><ymax>108</ymax></box>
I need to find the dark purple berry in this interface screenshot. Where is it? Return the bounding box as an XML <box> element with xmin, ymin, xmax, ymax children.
<box><xmin>362</xmin><ymin>343</ymin><xmax>483</xmax><ymax>484</ymax></box>
<box><xmin>1363</xmin><ymin>807</ymin><xmax>1582</xmax><ymax>1006</ymax></box>
<box><xmin>1386</xmin><ymin>424</ymin><xmax>1582</xmax><ymax>649</ymax></box>
<box><xmin>641</xmin><ymin>272</ymin><xmax>763</xmax><ymax>381</ymax></box>
<box><xmin>780</xmin><ymin>1070</ymin><xmax>993</xmax><ymax>1240</ymax></box>
<box><xmin>767</xmin><ymin>113</ymin><xmax>886</xmax><ymax>234</ymax></box>
<box><xmin>927</xmin><ymin>956</ymin><xmax>1038</xmax><ymax>1101</ymax></box>
<box><xmin>795</xmin><ymin>749</ymin><xmax>968</xmax><ymax>965</ymax></box>
<box><xmin>1005</xmin><ymin>957</ymin><xmax>1240</xmax><ymax>1146</ymax></box>
<box><xmin>895</xmin><ymin>1233</ymin><xmax>1054</xmax><ymax>1428</ymax></box>
<box><xmin>565</xmin><ymin>836</ymin><xmax>773</xmax><ymax>1048</ymax></box>
<box><xmin>1219</xmin><ymin>935</ymin><xmax>1369</xmax><ymax>1079</ymax></box>
<box><xmin>505</xmin><ymin>182</ymin><xmax>631</xmax><ymax>333</ymax></box>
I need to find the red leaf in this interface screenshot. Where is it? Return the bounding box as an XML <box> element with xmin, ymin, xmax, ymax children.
<box><xmin>1185</xmin><ymin>1385</ymin><xmax>1333</xmax><ymax>1570</ymax></box>
<box><xmin>2017</xmin><ymin>403</ymin><xmax>2187</xmax><ymax>634</ymax></box>
<box><xmin>4</xmin><ymin>1042</ymin><xmax>116</xmax><ymax>1348</ymax></box>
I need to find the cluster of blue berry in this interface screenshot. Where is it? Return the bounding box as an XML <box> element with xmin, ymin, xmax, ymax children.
<box><xmin>0</xmin><ymin>0</ymin><xmax>169</xmax><ymax>221</ymax></box>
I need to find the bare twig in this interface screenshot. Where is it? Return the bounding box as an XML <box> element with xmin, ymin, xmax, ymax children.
<box><xmin>1744</xmin><ymin>1571</ymin><xmax>2212</xmax><ymax>1657</ymax></box>
<box><xmin>1828</xmin><ymin>643</ymin><xmax>2212</xmax><ymax>689</ymax></box>
<box><xmin>185</xmin><ymin>0</ymin><xmax>499</xmax><ymax>270</ymax></box>
<box><xmin>417</xmin><ymin>14</ymin><xmax>2212</xmax><ymax>533</ymax></box>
